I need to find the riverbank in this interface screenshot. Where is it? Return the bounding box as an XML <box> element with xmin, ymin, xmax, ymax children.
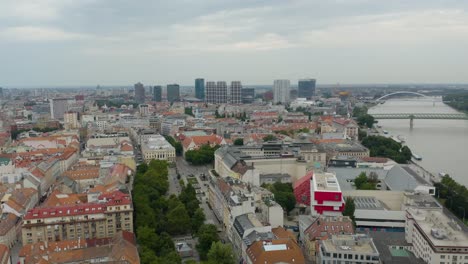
<box><xmin>368</xmin><ymin>99</ymin><xmax>468</xmax><ymax>187</ymax></box>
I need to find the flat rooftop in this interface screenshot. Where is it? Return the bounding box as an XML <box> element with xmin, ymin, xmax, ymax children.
<box><xmin>343</xmin><ymin>191</ymin><xmax>404</xmax><ymax>211</ymax></box>
<box><xmin>141</xmin><ymin>135</ymin><xmax>174</xmax><ymax>150</ymax></box>
<box><xmin>322</xmin><ymin>234</ymin><xmax>378</xmax><ymax>254</ymax></box>
<box><xmin>408</xmin><ymin>208</ymin><xmax>468</xmax><ymax>248</ymax></box>
<box><xmin>313</xmin><ymin>172</ymin><xmax>341</xmax><ymax>192</ymax></box>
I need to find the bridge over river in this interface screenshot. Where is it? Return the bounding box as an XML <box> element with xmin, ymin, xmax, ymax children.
<box><xmin>370</xmin><ymin>113</ymin><xmax>468</xmax><ymax>127</ymax></box>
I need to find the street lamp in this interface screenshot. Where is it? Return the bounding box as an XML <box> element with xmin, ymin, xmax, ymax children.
<box><xmin>458</xmin><ymin>206</ymin><xmax>466</xmax><ymax>223</ymax></box>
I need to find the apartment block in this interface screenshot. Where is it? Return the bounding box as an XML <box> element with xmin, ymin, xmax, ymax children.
<box><xmin>21</xmin><ymin>191</ymin><xmax>133</xmax><ymax>244</ymax></box>
<box><xmin>230</xmin><ymin>81</ymin><xmax>242</xmax><ymax>104</ymax></box>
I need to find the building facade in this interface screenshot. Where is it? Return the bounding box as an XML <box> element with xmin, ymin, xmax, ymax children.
<box><xmin>230</xmin><ymin>81</ymin><xmax>242</xmax><ymax>104</ymax></box>
<box><xmin>195</xmin><ymin>78</ymin><xmax>205</xmax><ymax>100</ymax></box>
<box><xmin>22</xmin><ymin>191</ymin><xmax>133</xmax><ymax>244</ymax></box>
<box><xmin>153</xmin><ymin>86</ymin><xmax>162</xmax><ymax>102</ymax></box>
<box><xmin>206</xmin><ymin>81</ymin><xmax>227</xmax><ymax>104</ymax></box>
<box><xmin>311</xmin><ymin>172</ymin><xmax>345</xmax><ymax>216</ymax></box>
<box><xmin>63</xmin><ymin>111</ymin><xmax>80</xmax><ymax>130</ymax></box>
<box><xmin>273</xmin><ymin>79</ymin><xmax>291</xmax><ymax>104</ymax></box>
<box><xmin>134</xmin><ymin>82</ymin><xmax>145</xmax><ymax>103</ymax></box>
<box><xmin>405</xmin><ymin>194</ymin><xmax>468</xmax><ymax>264</ymax></box>
<box><xmin>241</xmin><ymin>88</ymin><xmax>255</xmax><ymax>104</ymax></box>
<box><xmin>50</xmin><ymin>98</ymin><xmax>69</xmax><ymax>120</ymax></box>
<box><xmin>167</xmin><ymin>84</ymin><xmax>180</xmax><ymax>102</ymax></box>
<box><xmin>298</xmin><ymin>79</ymin><xmax>316</xmax><ymax>99</ymax></box>
<box><xmin>317</xmin><ymin>234</ymin><xmax>381</xmax><ymax>264</ymax></box>
<box><xmin>140</xmin><ymin>135</ymin><xmax>176</xmax><ymax>163</ymax></box>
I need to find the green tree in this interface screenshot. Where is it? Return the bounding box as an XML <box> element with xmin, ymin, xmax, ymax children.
<box><xmin>233</xmin><ymin>138</ymin><xmax>244</xmax><ymax>146</ymax></box>
<box><xmin>185</xmin><ymin>144</ymin><xmax>220</xmax><ymax>165</ymax></box>
<box><xmin>206</xmin><ymin>241</ymin><xmax>235</xmax><ymax>264</ymax></box>
<box><xmin>354</xmin><ymin>172</ymin><xmax>368</xmax><ymax>189</ymax></box>
<box><xmin>196</xmin><ymin>224</ymin><xmax>220</xmax><ymax>260</ymax></box>
<box><xmin>343</xmin><ymin>197</ymin><xmax>356</xmax><ymax>224</ymax></box>
<box><xmin>357</xmin><ymin>114</ymin><xmax>375</xmax><ymax>128</ymax></box>
<box><xmin>185</xmin><ymin>107</ymin><xmax>194</xmax><ymax>117</ymax></box>
<box><xmin>165</xmin><ymin>136</ymin><xmax>183</xmax><ymax>156</ymax></box>
<box><xmin>274</xmin><ymin>192</ymin><xmax>296</xmax><ymax>214</ymax></box>
<box><xmin>192</xmin><ymin>208</ymin><xmax>206</xmax><ymax>233</ymax></box>
<box><xmin>166</xmin><ymin>204</ymin><xmax>191</xmax><ymax>235</ymax></box>
<box><xmin>263</xmin><ymin>135</ymin><xmax>277</xmax><ymax>142</ymax></box>
<box><xmin>361</xmin><ymin>135</ymin><xmax>413</xmax><ymax>163</ymax></box>
<box><xmin>358</xmin><ymin>129</ymin><xmax>368</xmax><ymax>141</ymax></box>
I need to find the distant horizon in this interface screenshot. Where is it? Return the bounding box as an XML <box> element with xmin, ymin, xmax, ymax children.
<box><xmin>3</xmin><ymin>82</ymin><xmax>468</xmax><ymax>89</ymax></box>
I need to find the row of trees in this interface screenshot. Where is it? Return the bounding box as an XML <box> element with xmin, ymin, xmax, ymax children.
<box><xmin>361</xmin><ymin>135</ymin><xmax>412</xmax><ymax>163</ymax></box>
<box><xmin>353</xmin><ymin>106</ymin><xmax>375</xmax><ymax>128</ymax></box>
<box><xmin>262</xmin><ymin>182</ymin><xmax>296</xmax><ymax>214</ymax></box>
<box><xmin>342</xmin><ymin>197</ymin><xmax>356</xmax><ymax>226</ymax></box>
<box><xmin>434</xmin><ymin>175</ymin><xmax>468</xmax><ymax>223</ymax></box>
<box><xmin>134</xmin><ymin>161</ymin><xmax>182</xmax><ymax>263</ymax></box>
<box><xmin>134</xmin><ymin>160</ymin><xmax>233</xmax><ymax>263</ymax></box>
<box><xmin>354</xmin><ymin>172</ymin><xmax>378</xmax><ymax>190</ymax></box>
<box><xmin>165</xmin><ymin>135</ymin><xmax>183</xmax><ymax>156</ymax></box>
<box><xmin>443</xmin><ymin>93</ymin><xmax>468</xmax><ymax>112</ymax></box>
<box><xmin>185</xmin><ymin>145</ymin><xmax>220</xmax><ymax>165</ymax></box>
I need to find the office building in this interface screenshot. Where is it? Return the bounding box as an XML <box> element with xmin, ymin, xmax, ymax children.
<box><xmin>317</xmin><ymin>234</ymin><xmax>380</xmax><ymax>264</ymax></box>
<box><xmin>405</xmin><ymin>193</ymin><xmax>468</xmax><ymax>264</ymax></box>
<box><xmin>195</xmin><ymin>78</ymin><xmax>205</xmax><ymax>100</ymax></box>
<box><xmin>134</xmin><ymin>82</ymin><xmax>145</xmax><ymax>103</ymax></box>
<box><xmin>153</xmin><ymin>86</ymin><xmax>162</xmax><ymax>102</ymax></box>
<box><xmin>167</xmin><ymin>84</ymin><xmax>180</xmax><ymax>102</ymax></box>
<box><xmin>310</xmin><ymin>172</ymin><xmax>345</xmax><ymax>216</ymax></box>
<box><xmin>241</xmin><ymin>88</ymin><xmax>255</xmax><ymax>104</ymax></box>
<box><xmin>230</xmin><ymin>81</ymin><xmax>242</xmax><ymax>104</ymax></box>
<box><xmin>50</xmin><ymin>98</ymin><xmax>69</xmax><ymax>120</ymax></box>
<box><xmin>273</xmin><ymin>80</ymin><xmax>291</xmax><ymax>104</ymax></box>
<box><xmin>206</xmin><ymin>81</ymin><xmax>227</xmax><ymax>104</ymax></box>
<box><xmin>298</xmin><ymin>79</ymin><xmax>316</xmax><ymax>99</ymax></box>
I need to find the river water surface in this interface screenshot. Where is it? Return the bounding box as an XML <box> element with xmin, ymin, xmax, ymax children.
<box><xmin>369</xmin><ymin>99</ymin><xmax>468</xmax><ymax>187</ymax></box>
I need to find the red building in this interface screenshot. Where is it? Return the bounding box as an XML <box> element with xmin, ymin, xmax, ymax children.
<box><xmin>310</xmin><ymin>172</ymin><xmax>344</xmax><ymax>216</ymax></box>
<box><xmin>293</xmin><ymin>171</ymin><xmax>313</xmax><ymax>206</ymax></box>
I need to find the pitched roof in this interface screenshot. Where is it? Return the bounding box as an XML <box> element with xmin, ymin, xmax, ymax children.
<box><xmin>294</xmin><ymin>170</ymin><xmax>313</xmax><ymax>189</ymax></box>
<box><xmin>246</xmin><ymin>238</ymin><xmax>305</xmax><ymax>264</ymax></box>
<box><xmin>182</xmin><ymin>134</ymin><xmax>224</xmax><ymax>149</ymax></box>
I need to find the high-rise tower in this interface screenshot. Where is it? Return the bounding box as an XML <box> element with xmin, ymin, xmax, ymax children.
<box><xmin>230</xmin><ymin>81</ymin><xmax>242</xmax><ymax>104</ymax></box>
<box><xmin>195</xmin><ymin>78</ymin><xmax>205</xmax><ymax>100</ymax></box>
<box><xmin>273</xmin><ymin>79</ymin><xmax>291</xmax><ymax>104</ymax></box>
<box><xmin>298</xmin><ymin>79</ymin><xmax>316</xmax><ymax>99</ymax></box>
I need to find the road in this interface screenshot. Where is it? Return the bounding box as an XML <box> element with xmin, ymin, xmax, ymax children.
<box><xmin>174</xmin><ymin>157</ymin><xmax>228</xmax><ymax>242</ymax></box>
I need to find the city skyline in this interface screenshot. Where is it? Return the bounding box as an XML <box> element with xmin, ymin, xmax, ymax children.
<box><xmin>1</xmin><ymin>1</ymin><xmax>468</xmax><ymax>86</ymax></box>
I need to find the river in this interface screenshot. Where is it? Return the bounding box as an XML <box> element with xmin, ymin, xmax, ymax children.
<box><xmin>369</xmin><ymin>99</ymin><xmax>468</xmax><ymax>187</ymax></box>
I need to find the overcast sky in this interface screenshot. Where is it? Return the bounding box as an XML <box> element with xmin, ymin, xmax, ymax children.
<box><xmin>1</xmin><ymin>0</ymin><xmax>467</xmax><ymax>87</ymax></box>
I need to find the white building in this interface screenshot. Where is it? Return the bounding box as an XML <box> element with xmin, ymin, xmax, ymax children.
<box><xmin>404</xmin><ymin>194</ymin><xmax>468</xmax><ymax>264</ymax></box>
<box><xmin>311</xmin><ymin>172</ymin><xmax>345</xmax><ymax>216</ymax></box>
<box><xmin>139</xmin><ymin>104</ymin><xmax>149</xmax><ymax>116</ymax></box>
<box><xmin>343</xmin><ymin>190</ymin><xmax>406</xmax><ymax>232</ymax></box>
<box><xmin>273</xmin><ymin>79</ymin><xmax>291</xmax><ymax>104</ymax></box>
<box><xmin>50</xmin><ymin>98</ymin><xmax>70</xmax><ymax>120</ymax></box>
<box><xmin>317</xmin><ymin>234</ymin><xmax>381</xmax><ymax>264</ymax></box>
<box><xmin>140</xmin><ymin>135</ymin><xmax>176</xmax><ymax>163</ymax></box>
